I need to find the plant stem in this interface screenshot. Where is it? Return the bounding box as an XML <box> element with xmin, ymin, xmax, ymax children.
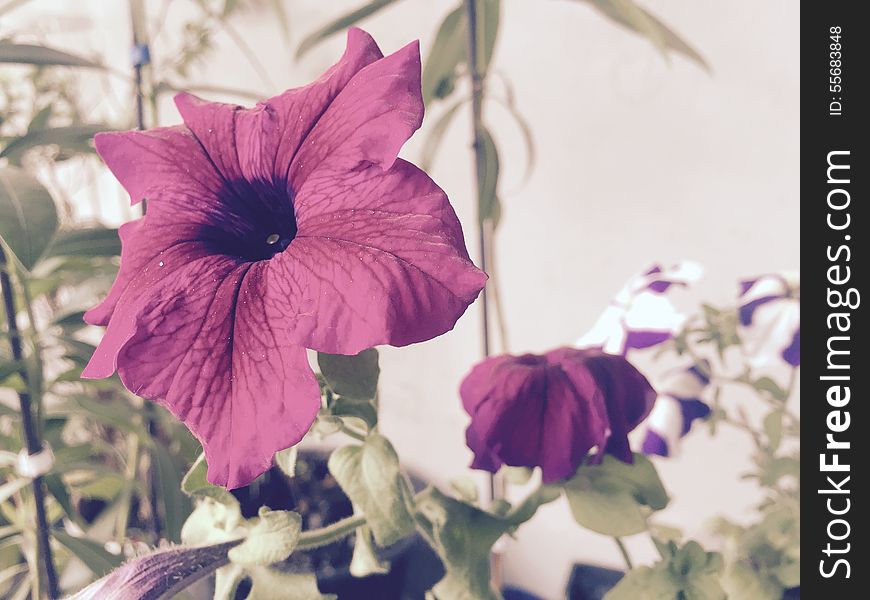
<box><xmin>339</xmin><ymin>423</ymin><xmax>367</xmax><ymax>442</ymax></box>
<box><xmin>465</xmin><ymin>0</ymin><xmax>505</xmax><ymax>589</ymax></box>
<box><xmin>464</xmin><ymin>0</ymin><xmax>492</xmax><ymax>362</ymax></box>
<box><xmin>614</xmin><ymin>537</ymin><xmax>634</xmax><ymax>571</ymax></box>
<box><xmin>0</xmin><ymin>248</ymin><xmax>59</xmax><ymax>599</ymax></box>
<box><xmin>297</xmin><ymin>514</ymin><xmax>366</xmax><ymax>550</ymax></box>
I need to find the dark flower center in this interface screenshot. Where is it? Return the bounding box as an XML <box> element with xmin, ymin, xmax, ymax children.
<box><xmin>208</xmin><ymin>178</ymin><xmax>298</xmax><ymax>262</ymax></box>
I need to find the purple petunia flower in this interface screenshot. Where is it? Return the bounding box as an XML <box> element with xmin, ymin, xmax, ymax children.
<box><xmin>576</xmin><ymin>261</ymin><xmax>703</xmax><ymax>355</ymax></box>
<box><xmin>82</xmin><ymin>29</ymin><xmax>487</xmax><ymax>489</ymax></box>
<box><xmin>738</xmin><ymin>273</ymin><xmax>800</xmax><ymax>367</ymax></box>
<box><xmin>460</xmin><ymin>348</ymin><xmax>656</xmax><ymax>483</ymax></box>
<box><xmin>641</xmin><ymin>365</ymin><xmax>711</xmax><ymax>457</ymax></box>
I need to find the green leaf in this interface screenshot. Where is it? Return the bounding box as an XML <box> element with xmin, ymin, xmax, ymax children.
<box><xmin>763</xmin><ymin>410</ymin><xmax>784</xmax><ymax>452</ymax></box>
<box><xmin>77</xmin><ymin>474</ymin><xmax>125</xmax><ymax>500</ymax></box>
<box><xmin>421</xmin><ymin>98</ymin><xmax>466</xmax><ymax>170</ymax></box>
<box><xmin>274</xmin><ymin>446</ymin><xmax>298</xmax><ymax>478</ymax></box>
<box><xmin>296</xmin><ymin>0</ymin><xmax>401</xmax><ymax>58</ymax></box>
<box><xmin>350</xmin><ymin>523</ymin><xmax>390</xmax><ymax>577</ymax></box>
<box><xmin>52</xmin><ymin>529</ymin><xmax>122</xmax><ymax>576</ymax></box>
<box><xmin>0</xmin><ymin>166</ymin><xmax>59</xmax><ymax>270</ymax></box>
<box><xmin>328</xmin><ymin>433</ymin><xmax>415</xmax><ymax>546</ymax></box>
<box><xmin>1</xmin><ymin>124</ymin><xmax>106</xmax><ymax>163</ymax></box>
<box><xmin>422</xmin><ymin>4</ymin><xmax>466</xmax><ymax>104</ymax></box>
<box><xmin>44</xmin><ymin>473</ymin><xmax>81</xmax><ymax>526</ymax></box>
<box><xmin>246</xmin><ymin>567</ymin><xmax>336</xmax><ymax>600</ymax></box>
<box><xmin>605</xmin><ymin>540</ymin><xmax>725</xmax><ymax>600</ymax></box>
<box><xmin>0</xmin><ymin>41</ymin><xmax>104</xmax><ymax>68</ymax></box>
<box><xmin>181</xmin><ymin>454</ymin><xmax>240</xmax><ymax>507</ymax></box>
<box><xmin>477</xmin><ymin>126</ymin><xmax>500</xmax><ymax>225</ymax></box>
<box><xmin>267</xmin><ymin>0</ymin><xmax>292</xmax><ymax>41</ymax></box>
<box><xmin>753</xmin><ymin>377</ymin><xmax>788</xmax><ymax>402</ymax></box>
<box><xmin>0</xmin><ymin>478</ymin><xmax>28</xmax><ymax>504</ymax></box>
<box><xmin>478</xmin><ymin>0</ymin><xmax>501</xmax><ymax>76</ymax></box>
<box><xmin>491</xmin><ymin>75</ymin><xmax>536</xmax><ymax>184</ymax></box>
<box><xmin>181</xmin><ymin>498</ymin><xmax>243</xmax><ymax>546</ymax></box>
<box><xmin>152</xmin><ymin>443</ymin><xmax>192</xmax><ymax>542</ymax></box>
<box><xmin>721</xmin><ymin>562</ymin><xmax>782</xmax><ymax>600</ymax></box>
<box><xmin>46</xmin><ymin>227</ymin><xmax>121</xmax><ymax>258</ymax></box>
<box><xmin>330</xmin><ymin>397</ymin><xmax>378</xmax><ymax>430</ymax></box>
<box><xmin>415</xmin><ymin>487</ymin><xmax>506</xmax><ymax>600</ymax></box>
<box><xmin>581</xmin><ymin>0</ymin><xmax>709</xmax><ymax>71</ymax></box>
<box><xmin>318</xmin><ymin>348</ymin><xmax>380</xmax><ymax>400</ymax></box>
<box><xmin>563</xmin><ymin>454</ymin><xmax>668</xmax><ymax>537</ymax></box>
<box><xmin>228</xmin><ymin>507</ymin><xmax>302</xmax><ymax>567</ymax></box>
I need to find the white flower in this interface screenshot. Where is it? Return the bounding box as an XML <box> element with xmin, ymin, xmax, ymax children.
<box><xmin>577</xmin><ymin>261</ymin><xmax>703</xmax><ymax>355</ymax></box>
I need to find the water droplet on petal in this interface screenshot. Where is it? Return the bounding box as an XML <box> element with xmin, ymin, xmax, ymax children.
<box><xmin>158</xmin><ymin>261</ymin><xmax>164</xmax><ymax>267</ymax></box>
<box><xmin>266</xmin><ymin>233</ymin><xmax>281</xmax><ymax>245</ymax></box>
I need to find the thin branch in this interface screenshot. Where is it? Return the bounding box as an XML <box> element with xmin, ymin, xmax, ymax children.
<box><xmin>0</xmin><ymin>247</ymin><xmax>59</xmax><ymax>599</ymax></box>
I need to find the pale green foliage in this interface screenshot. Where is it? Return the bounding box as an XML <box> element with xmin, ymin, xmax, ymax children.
<box><xmin>606</xmin><ymin>541</ymin><xmax>725</xmax><ymax>600</ymax></box>
<box><xmin>563</xmin><ymin>454</ymin><xmax>669</xmax><ymax>537</ymax></box>
<box><xmin>328</xmin><ymin>432</ymin><xmax>415</xmax><ymax>546</ymax></box>
<box><xmin>416</xmin><ymin>487</ymin><xmax>508</xmax><ymax>600</ymax></box>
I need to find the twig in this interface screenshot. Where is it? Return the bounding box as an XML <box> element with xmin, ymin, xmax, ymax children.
<box><xmin>0</xmin><ymin>247</ymin><xmax>59</xmax><ymax>599</ymax></box>
<box><xmin>614</xmin><ymin>537</ymin><xmax>635</xmax><ymax>571</ymax></box>
<box><xmin>464</xmin><ymin>0</ymin><xmax>505</xmax><ymax>590</ymax></box>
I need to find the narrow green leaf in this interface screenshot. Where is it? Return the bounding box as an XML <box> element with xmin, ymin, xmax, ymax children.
<box><xmin>0</xmin><ymin>166</ymin><xmax>59</xmax><ymax>270</ymax></box>
<box><xmin>318</xmin><ymin>348</ymin><xmax>380</xmax><ymax>401</ymax></box>
<box><xmin>267</xmin><ymin>0</ymin><xmax>292</xmax><ymax>42</ymax></box>
<box><xmin>181</xmin><ymin>454</ymin><xmax>239</xmax><ymax>506</ymax></box>
<box><xmin>1</xmin><ymin>124</ymin><xmax>106</xmax><ymax>162</ymax></box>
<box><xmin>0</xmin><ymin>478</ymin><xmax>28</xmax><ymax>504</ymax></box>
<box><xmin>52</xmin><ymin>529</ymin><xmax>123</xmax><ymax>576</ymax></box>
<box><xmin>328</xmin><ymin>433</ymin><xmax>414</xmax><ymax>546</ymax></box>
<box><xmin>152</xmin><ymin>443</ymin><xmax>192</xmax><ymax>542</ymax></box>
<box><xmin>296</xmin><ymin>0</ymin><xmax>401</xmax><ymax>58</ymax></box>
<box><xmin>46</xmin><ymin>227</ymin><xmax>121</xmax><ymax>258</ymax></box>
<box><xmin>228</xmin><ymin>507</ymin><xmax>302</xmax><ymax>567</ymax></box>
<box><xmin>479</xmin><ymin>0</ymin><xmax>501</xmax><ymax>75</ymax></box>
<box><xmin>422</xmin><ymin>4</ymin><xmax>466</xmax><ymax>104</ymax></box>
<box><xmin>581</xmin><ymin>0</ymin><xmax>709</xmax><ymax>71</ymax></box>
<box><xmin>763</xmin><ymin>410</ymin><xmax>784</xmax><ymax>452</ymax></box>
<box><xmin>421</xmin><ymin>98</ymin><xmax>466</xmax><ymax>170</ymax></box>
<box><xmin>27</xmin><ymin>105</ymin><xmax>53</xmax><ymax>132</ymax></box>
<box><xmin>477</xmin><ymin>126</ymin><xmax>500</xmax><ymax>225</ymax></box>
<box><xmin>0</xmin><ymin>41</ymin><xmax>104</xmax><ymax>68</ymax></box>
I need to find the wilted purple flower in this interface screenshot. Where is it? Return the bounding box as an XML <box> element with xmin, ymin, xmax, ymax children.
<box><xmin>460</xmin><ymin>348</ymin><xmax>656</xmax><ymax>482</ymax></box>
<box><xmin>82</xmin><ymin>29</ymin><xmax>486</xmax><ymax>488</ymax></box>
<box><xmin>641</xmin><ymin>366</ymin><xmax>711</xmax><ymax>457</ymax></box>
<box><xmin>738</xmin><ymin>273</ymin><xmax>799</xmax><ymax>367</ymax></box>
<box><xmin>577</xmin><ymin>261</ymin><xmax>703</xmax><ymax>355</ymax></box>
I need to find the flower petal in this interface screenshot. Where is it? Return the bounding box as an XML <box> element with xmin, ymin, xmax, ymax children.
<box><xmin>94</xmin><ymin>127</ymin><xmax>223</xmax><ymax>218</ymax></box>
<box><xmin>461</xmin><ymin>353</ymin><xmax>609</xmax><ymax>482</ymax></box>
<box><xmin>571</xmin><ymin>350</ymin><xmax>656</xmax><ymax>462</ymax></box>
<box><xmin>782</xmin><ymin>328</ymin><xmax>800</xmax><ymax>366</ymax></box>
<box><xmin>173</xmin><ymin>28</ymin><xmax>383</xmax><ymax>188</ymax></box>
<box><xmin>84</xmin><ymin>255</ymin><xmax>320</xmax><ymax>488</ymax></box>
<box><xmin>267</xmin><ymin>159</ymin><xmax>485</xmax><ymax>354</ymax></box>
<box><xmin>289</xmin><ymin>39</ymin><xmax>423</xmax><ymax>190</ymax></box>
